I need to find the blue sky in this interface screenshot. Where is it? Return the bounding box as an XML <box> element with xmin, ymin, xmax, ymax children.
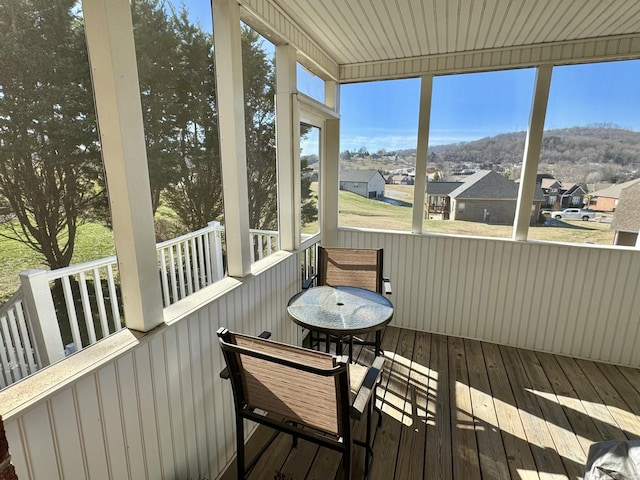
<box><xmin>339</xmin><ymin>60</ymin><xmax>640</xmax><ymax>152</ymax></box>
<box><xmin>176</xmin><ymin>0</ymin><xmax>640</xmax><ymax>153</ymax></box>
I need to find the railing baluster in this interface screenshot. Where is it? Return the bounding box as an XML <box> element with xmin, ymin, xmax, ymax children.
<box><xmin>0</xmin><ymin>316</ymin><xmax>18</xmax><ymax>383</ymax></box>
<box><xmin>204</xmin><ymin>231</ymin><xmax>213</xmax><ymax>285</ymax></box>
<box><xmin>197</xmin><ymin>235</ymin><xmax>206</xmax><ymax>288</ymax></box>
<box><xmin>184</xmin><ymin>240</ymin><xmax>194</xmax><ymax>295</ymax></box>
<box><xmin>62</xmin><ymin>276</ymin><xmax>83</xmax><ymax>352</ymax></box>
<box><xmin>168</xmin><ymin>246</ymin><xmax>178</xmax><ymax>303</ymax></box>
<box><xmin>106</xmin><ymin>265</ymin><xmax>122</xmax><ymax>332</ymax></box>
<box><xmin>191</xmin><ymin>237</ymin><xmax>199</xmax><ymax>291</ymax></box>
<box><xmin>0</xmin><ymin>329</ymin><xmax>11</xmax><ymax>387</ymax></box>
<box><xmin>15</xmin><ymin>301</ymin><xmax>37</xmax><ymax>373</ymax></box>
<box><xmin>7</xmin><ymin>310</ymin><xmax>27</xmax><ymax>379</ymax></box>
<box><xmin>78</xmin><ymin>272</ymin><xmax>97</xmax><ymax>345</ymax></box>
<box><xmin>159</xmin><ymin>247</ymin><xmax>170</xmax><ymax>307</ymax></box>
<box><xmin>177</xmin><ymin>242</ymin><xmax>186</xmax><ymax>300</ymax></box>
<box><xmin>92</xmin><ymin>268</ymin><xmax>109</xmax><ymax>339</ymax></box>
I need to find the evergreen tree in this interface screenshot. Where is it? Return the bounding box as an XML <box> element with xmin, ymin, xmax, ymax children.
<box><xmin>0</xmin><ymin>0</ymin><xmax>102</xmax><ymax>269</ymax></box>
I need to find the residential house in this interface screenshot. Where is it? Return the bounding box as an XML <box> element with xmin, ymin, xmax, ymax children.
<box><xmin>339</xmin><ymin>169</ymin><xmax>386</xmax><ymax>198</ymax></box>
<box><xmin>424</xmin><ymin>181</ymin><xmax>461</xmax><ymax>218</ymax></box>
<box><xmin>2</xmin><ymin>1</ymin><xmax>640</xmax><ymax>480</ymax></box>
<box><xmin>532</xmin><ymin>174</ymin><xmax>586</xmax><ymax>209</ymax></box>
<box><xmin>589</xmin><ymin>177</ymin><xmax>640</xmax><ymax>211</ymax></box>
<box><xmin>387</xmin><ymin>173</ymin><xmax>414</xmax><ymax>185</ymax></box>
<box><xmin>559</xmin><ymin>183</ymin><xmax>588</xmax><ymax>208</ymax></box>
<box><xmin>611</xmin><ymin>182</ymin><xmax>640</xmax><ymax>246</ymax></box>
<box><xmin>448</xmin><ymin>170</ymin><xmax>544</xmax><ymax>225</ymax></box>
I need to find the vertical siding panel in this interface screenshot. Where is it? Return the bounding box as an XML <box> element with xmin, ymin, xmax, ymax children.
<box><xmin>600</xmin><ymin>251</ymin><xmax>632</xmax><ymax>362</ymax></box>
<box><xmin>448</xmin><ymin>238</ymin><xmax>462</xmax><ymax>335</ymax></box>
<box><xmin>423</xmin><ymin>236</ymin><xmax>438</xmax><ymax>332</ymax></box>
<box><xmin>116</xmin><ymin>354</ymin><xmax>147</xmax><ymax>479</ymax></box>
<box><xmin>463</xmin><ymin>239</ymin><xmax>480</xmax><ymax>338</ymax></box>
<box><xmin>568</xmin><ymin>249</ymin><xmax>600</xmax><ymax>357</ymax></box>
<box><xmin>520</xmin><ymin>244</ymin><xmax>542</xmax><ymax>345</ymax></box>
<box><xmin>554</xmin><ymin>247</ymin><xmax>578</xmax><ymax>353</ymax></box>
<box><xmin>4</xmin><ymin>419</ymin><xmax>29</xmax><ymax>479</ymax></box>
<box><xmin>74</xmin><ymin>375</ymin><xmax>109</xmax><ymax>479</ymax></box>
<box><xmin>148</xmin><ymin>335</ymin><xmax>175</xmax><ymax>480</ymax></box>
<box><xmin>95</xmin><ymin>365</ymin><xmax>129</xmax><ymax>480</ymax></box>
<box><xmin>535</xmin><ymin>245</ymin><xmax>558</xmax><ymax>350</ymax></box>
<box><xmin>164</xmin><ymin>327</ymin><xmax>188</xmax><ymax>475</ymax></box>
<box><xmin>49</xmin><ymin>389</ymin><xmax>85</xmax><ymax>480</ymax></box>
<box><xmin>192</xmin><ymin>312</ymin><xmax>210</xmax><ymax>476</ymax></box>
<box><xmin>618</xmin><ymin>256</ymin><xmax>640</xmax><ymax>365</ymax></box>
<box><xmin>177</xmin><ymin>321</ymin><xmax>198</xmax><ymax>475</ymax></box>
<box><xmin>413</xmin><ymin>236</ymin><xmax>427</xmax><ymax>332</ymax></box>
<box><xmin>477</xmin><ymin>240</ymin><xmax>493</xmax><ymax>340</ymax></box>
<box><xmin>587</xmin><ymin>250</ymin><xmax>618</xmax><ymax>360</ymax></box>
<box><xmin>495</xmin><ymin>243</ymin><xmax>517</xmax><ymax>344</ymax></box>
<box><xmin>134</xmin><ymin>343</ymin><xmax>162</xmax><ymax>479</ymax></box>
<box><xmin>21</xmin><ymin>404</ymin><xmax>60</xmax><ymax>480</ymax></box>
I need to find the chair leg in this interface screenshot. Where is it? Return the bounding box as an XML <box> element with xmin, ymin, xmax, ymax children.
<box><xmin>236</xmin><ymin>415</ymin><xmax>245</xmax><ymax>480</ymax></box>
<box><xmin>344</xmin><ymin>442</ymin><xmax>352</xmax><ymax>480</ymax></box>
<box><xmin>365</xmin><ymin>399</ymin><xmax>372</xmax><ymax>477</ymax></box>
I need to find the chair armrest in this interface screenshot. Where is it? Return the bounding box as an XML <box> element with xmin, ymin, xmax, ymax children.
<box><xmin>383</xmin><ymin>277</ymin><xmax>392</xmax><ymax>295</ymax></box>
<box><xmin>220</xmin><ymin>331</ymin><xmax>271</xmax><ymax>379</ymax></box>
<box><xmin>302</xmin><ymin>274</ymin><xmax>317</xmax><ymax>290</ymax></box>
<box><xmin>351</xmin><ymin>355</ymin><xmax>385</xmax><ymax>420</ymax></box>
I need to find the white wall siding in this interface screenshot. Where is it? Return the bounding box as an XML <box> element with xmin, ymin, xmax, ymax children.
<box><xmin>339</xmin><ymin>229</ymin><xmax>640</xmax><ymax>367</ymax></box>
<box><xmin>2</xmin><ymin>253</ymin><xmax>301</xmax><ymax>480</ymax></box>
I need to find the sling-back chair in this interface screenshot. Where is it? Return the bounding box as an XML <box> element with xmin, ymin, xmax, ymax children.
<box><xmin>217</xmin><ymin>328</ymin><xmax>385</xmax><ymax>480</ymax></box>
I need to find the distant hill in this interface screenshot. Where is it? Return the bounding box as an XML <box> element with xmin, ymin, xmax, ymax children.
<box><xmin>428</xmin><ymin>126</ymin><xmax>640</xmax><ymax>168</ymax></box>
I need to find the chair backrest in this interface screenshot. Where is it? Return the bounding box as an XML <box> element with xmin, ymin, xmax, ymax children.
<box><xmin>317</xmin><ymin>247</ymin><xmax>384</xmax><ymax>293</ymax></box>
<box><xmin>217</xmin><ymin>329</ymin><xmax>351</xmax><ymax>436</ymax></box>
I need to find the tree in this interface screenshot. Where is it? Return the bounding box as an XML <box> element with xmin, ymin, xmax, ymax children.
<box><xmin>163</xmin><ymin>8</ymin><xmax>224</xmax><ymax>232</ymax></box>
<box><xmin>242</xmin><ymin>27</ymin><xmax>278</xmax><ymax>231</ymax></box>
<box><xmin>0</xmin><ymin>0</ymin><xmax>102</xmax><ymax>269</ymax></box>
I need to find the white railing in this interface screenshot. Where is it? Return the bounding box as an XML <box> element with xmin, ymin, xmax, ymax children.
<box><xmin>157</xmin><ymin>221</ymin><xmax>225</xmax><ymax>306</ymax></box>
<box><xmin>0</xmin><ymin>290</ymin><xmax>39</xmax><ymax>388</ymax></box>
<box><xmin>0</xmin><ymin>222</ymin><xmax>280</xmax><ymax>388</ymax></box>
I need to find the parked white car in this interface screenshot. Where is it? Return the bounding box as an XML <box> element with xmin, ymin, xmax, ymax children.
<box><xmin>552</xmin><ymin>208</ymin><xmax>596</xmax><ymax>221</ymax></box>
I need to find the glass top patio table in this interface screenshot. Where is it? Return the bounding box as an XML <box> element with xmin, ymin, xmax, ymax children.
<box><xmin>287</xmin><ymin>285</ymin><xmax>394</xmax><ymax>357</ymax></box>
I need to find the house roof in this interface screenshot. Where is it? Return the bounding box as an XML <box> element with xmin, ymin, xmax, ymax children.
<box><xmin>611</xmin><ymin>182</ymin><xmax>640</xmax><ymax>232</ymax></box>
<box><xmin>246</xmin><ymin>0</ymin><xmax>640</xmax><ymax>83</ymax></box>
<box><xmin>449</xmin><ymin>171</ymin><xmax>514</xmax><ymax>200</ymax></box>
<box><xmin>590</xmin><ymin>177</ymin><xmax>640</xmax><ymax>199</ymax></box>
<box><xmin>541</xmin><ymin>178</ymin><xmax>561</xmax><ymax>190</ymax></box>
<box><xmin>446</xmin><ymin>170</ymin><xmax>544</xmax><ymax>201</ymax></box>
<box><xmin>563</xmin><ymin>183</ymin><xmax>587</xmax><ymax>196</ymax></box>
<box><xmin>340</xmin><ymin>169</ymin><xmax>382</xmax><ymax>183</ymax></box>
<box><xmin>426</xmin><ymin>182</ymin><xmax>462</xmax><ymax>196</ymax></box>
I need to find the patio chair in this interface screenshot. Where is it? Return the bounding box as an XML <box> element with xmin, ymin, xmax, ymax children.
<box><xmin>303</xmin><ymin>246</ymin><xmax>392</xmax><ymax>354</ymax></box>
<box><xmin>303</xmin><ymin>246</ymin><xmax>392</xmax><ymax>295</ymax></box>
<box><xmin>217</xmin><ymin>328</ymin><xmax>385</xmax><ymax>480</ymax></box>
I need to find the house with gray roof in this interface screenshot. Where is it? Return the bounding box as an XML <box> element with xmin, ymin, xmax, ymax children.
<box><xmin>339</xmin><ymin>169</ymin><xmax>386</xmax><ymax>199</ymax></box>
<box><xmin>611</xmin><ymin>182</ymin><xmax>640</xmax><ymax>246</ymax></box>
<box><xmin>589</xmin><ymin>177</ymin><xmax>640</xmax><ymax>211</ymax></box>
<box><xmin>445</xmin><ymin>170</ymin><xmax>543</xmax><ymax>225</ymax></box>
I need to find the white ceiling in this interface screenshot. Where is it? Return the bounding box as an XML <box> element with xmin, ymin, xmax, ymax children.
<box><xmin>269</xmin><ymin>0</ymin><xmax>640</xmax><ymax>67</ymax></box>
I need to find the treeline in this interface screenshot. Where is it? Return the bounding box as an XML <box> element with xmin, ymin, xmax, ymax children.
<box><xmin>0</xmin><ymin>0</ymin><xmax>303</xmax><ymax>270</ymax></box>
<box><xmin>429</xmin><ymin>126</ymin><xmax>640</xmax><ymax>167</ymax></box>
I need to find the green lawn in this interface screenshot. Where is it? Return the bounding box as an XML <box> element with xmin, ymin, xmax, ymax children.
<box><xmin>0</xmin><ymin>222</ymin><xmax>115</xmax><ymax>303</ymax></box>
<box><xmin>0</xmin><ymin>186</ymin><xmax>616</xmax><ymax>304</ymax></box>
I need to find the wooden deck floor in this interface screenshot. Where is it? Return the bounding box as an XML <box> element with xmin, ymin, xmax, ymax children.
<box><xmin>220</xmin><ymin>327</ymin><xmax>640</xmax><ymax>480</ymax></box>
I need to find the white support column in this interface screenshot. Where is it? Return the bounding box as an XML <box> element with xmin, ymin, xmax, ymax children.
<box><xmin>513</xmin><ymin>65</ymin><xmax>553</xmax><ymax>241</ymax></box>
<box><xmin>322</xmin><ymin>117</ymin><xmax>340</xmax><ymax>246</ymax></box>
<box><xmin>275</xmin><ymin>44</ymin><xmax>298</xmax><ymax>251</ymax></box>
<box><xmin>82</xmin><ymin>0</ymin><xmax>164</xmax><ymax>332</ymax></box>
<box><xmin>325</xmin><ymin>80</ymin><xmax>339</xmax><ymax>112</ymax></box>
<box><xmin>212</xmin><ymin>0</ymin><xmax>252</xmax><ymax>276</ymax></box>
<box><xmin>413</xmin><ymin>75</ymin><xmax>433</xmax><ymax>234</ymax></box>
<box><xmin>19</xmin><ymin>271</ymin><xmax>65</xmax><ymax>365</ymax></box>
